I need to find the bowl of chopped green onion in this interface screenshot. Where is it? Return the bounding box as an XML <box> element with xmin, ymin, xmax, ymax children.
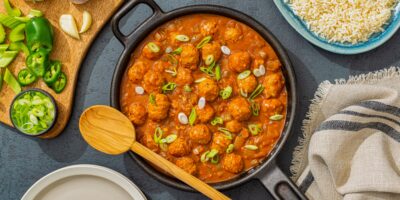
<box><xmin>10</xmin><ymin>89</ymin><xmax>57</xmax><ymax>136</ymax></box>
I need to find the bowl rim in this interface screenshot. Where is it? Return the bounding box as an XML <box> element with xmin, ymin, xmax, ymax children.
<box><xmin>9</xmin><ymin>88</ymin><xmax>58</xmax><ymax>136</ymax></box>
<box><xmin>273</xmin><ymin>0</ymin><xmax>400</xmax><ymax>54</ymax></box>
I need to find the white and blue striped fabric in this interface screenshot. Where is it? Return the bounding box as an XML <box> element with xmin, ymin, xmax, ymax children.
<box><xmin>290</xmin><ymin>67</ymin><xmax>400</xmax><ymax>200</ymax></box>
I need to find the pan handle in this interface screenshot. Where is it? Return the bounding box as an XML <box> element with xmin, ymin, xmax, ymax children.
<box><xmin>111</xmin><ymin>0</ymin><xmax>163</xmax><ymax>46</ymax></box>
<box><xmin>256</xmin><ymin>161</ymin><xmax>308</xmax><ymax>200</ymax></box>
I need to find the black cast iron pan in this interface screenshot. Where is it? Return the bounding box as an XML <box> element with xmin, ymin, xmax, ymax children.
<box><xmin>110</xmin><ymin>0</ymin><xmax>306</xmax><ymax>199</ymax></box>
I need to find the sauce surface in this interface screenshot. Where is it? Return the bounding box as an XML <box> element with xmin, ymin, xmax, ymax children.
<box><xmin>120</xmin><ymin>14</ymin><xmax>287</xmax><ymax>183</ymax></box>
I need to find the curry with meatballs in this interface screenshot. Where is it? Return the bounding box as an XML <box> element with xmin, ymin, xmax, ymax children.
<box><xmin>120</xmin><ymin>14</ymin><xmax>287</xmax><ymax>183</ymax></box>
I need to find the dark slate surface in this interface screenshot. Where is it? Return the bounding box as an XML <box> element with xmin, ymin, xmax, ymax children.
<box><xmin>2</xmin><ymin>0</ymin><xmax>400</xmax><ymax>199</ymax></box>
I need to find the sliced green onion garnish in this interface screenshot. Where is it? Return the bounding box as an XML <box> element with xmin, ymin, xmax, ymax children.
<box><xmin>207</xmin><ymin>149</ymin><xmax>218</xmax><ymax>158</ymax></box>
<box><xmin>149</xmin><ymin>94</ymin><xmax>156</xmax><ymax>105</ymax></box>
<box><xmin>167</xmin><ymin>54</ymin><xmax>178</xmax><ymax>66</ymax></box>
<box><xmin>201</xmin><ymin>150</ymin><xmax>210</xmax><ymax>162</ymax></box>
<box><xmin>218</xmin><ymin>127</ymin><xmax>233</xmax><ymax>140</ymax></box>
<box><xmin>171</xmin><ymin>47</ymin><xmax>182</xmax><ymax>55</ymax></box>
<box><xmin>200</xmin><ymin>66</ymin><xmax>215</xmax><ymax>77</ymax></box>
<box><xmin>164</xmin><ymin>134</ymin><xmax>178</xmax><ymax>143</ymax></box>
<box><xmin>184</xmin><ymin>84</ymin><xmax>192</xmax><ymax>92</ymax></box>
<box><xmin>248</xmin><ymin>84</ymin><xmax>264</xmax><ymax>100</ymax></box>
<box><xmin>11</xmin><ymin>90</ymin><xmax>56</xmax><ymax>135</ymax></box>
<box><xmin>196</xmin><ymin>36</ymin><xmax>212</xmax><ymax>48</ymax></box>
<box><xmin>205</xmin><ymin>55</ymin><xmax>214</xmax><ymax>66</ymax></box>
<box><xmin>270</xmin><ymin>114</ymin><xmax>283</xmax><ymax>121</ymax></box>
<box><xmin>240</xmin><ymin>88</ymin><xmax>248</xmax><ymax>97</ymax></box>
<box><xmin>194</xmin><ymin>77</ymin><xmax>206</xmax><ymax>83</ymax></box>
<box><xmin>189</xmin><ymin>107</ymin><xmax>196</xmax><ymax>126</ymax></box>
<box><xmin>226</xmin><ymin>144</ymin><xmax>234</xmax><ymax>153</ymax></box>
<box><xmin>153</xmin><ymin>127</ymin><xmax>163</xmax><ymax>144</ymax></box>
<box><xmin>210</xmin><ymin>117</ymin><xmax>223</xmax><ymax>126</ymax></box>
<box><xmin>219</xmin><ymin>86</ymin><xmax>232</xmax><ymax>100</ymax></box>
<box><xmin>159</xmin><ymin>143</ymin><xmax>168</xmax><ymax>151</ymax></box>
<box><xmin>215</xmin><ymin>65</ymin><xmax>221</xmax><ymax>81</ymax></box>
<box><xmin>175</xmin><ymin>34</ymin><xmax>190</xmax><ymax>42</ymax></box>
<box><xmin>248</xmin><ymin>124</ymin><xmax>261</xmax><ymax>135</ymax></box>
<box><xmin>238</xmin><ymin>70</ymin><xmax>251</xmax><ymax>80</ymax></box>
<box><xmin>147</xmin><ymin>42</ymin><xmax>160</xmax><ymax>53</ymax></box>
<box><xmin>165</xmin><ymin>67</ymin><xmax>177</xmax><ymax>77</ymax></box>
<box><xmin>244</xmin><ymin>145</ymin><xmax>258</xmax><ymax>150</ymax></box>
<box><xmin>210</xmin><ymin>154</ymin><xmax>220</xmax><ymax>164</ymax></box>
<box><xmin>162</xmin><ymin>82</ymin><xmax>177</xmax><ymax>93</ymax></box>
<box><xmin>250</xmin><ymin>101</ymin><xmax>260</xmax><ymax>116</ymax></box>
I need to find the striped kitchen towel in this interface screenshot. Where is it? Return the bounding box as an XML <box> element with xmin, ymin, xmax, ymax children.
<box><xmin>290</xmin><ymin>67</ymin><xmax>400</xmax><ymax>200</ymax></box>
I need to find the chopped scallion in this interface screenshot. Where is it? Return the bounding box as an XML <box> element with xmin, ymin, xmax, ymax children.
<box><xmin>248</xmin><ymin>84</ymin><xmax>264</xmax><ymax>100</ymax></box>
<box><xmin>226</xmin><ymin>144</ymin><xmax>234</xmax><ymax>153</ymax></box>
<box><xmin>189</xmin><ymin>107</ymin><xmax>196</xmax><ymax>126</ymax></box>
<box><xmin>219</xmin><ymin>86</ymin><xmax>232</xmax><ymax>100</ymax></box>
<box><xmin>162</xmin><ymin>82</ymin><xmax>177</xmax><ymax>93</ymax></box>
<box><xmin>248</xmin><ymin>124</ymin><xmax>261</xmax><ymax>135</ymax></box>
<box><xmin>175</xmin><ymin>34</ymin><xmax>189</xmax><ymax>42</ymax></box>
<box><xmin>210</xmin><ymin>117</ymin><xmax>223</xmax><ymax>126</ymax></box>
<box><xmin>215</xmin><ymin>65</ymin><xmax>221</xmax><ymax>81</ymax></box>
<box><xmin>244</xmin><ymin>145</ymin><xmax>258</xmax><ymax>150</ymax></box>
<box><xmin>237</xmin><ymin>70</ymin><xmax>251</xmax><ymax>80</ymax></box>
<box><xmin>153</xmin><ymin>127</ymin><xmax>163</xmax><ymax>144</ymax></box>
<box><xmin>147</xmin><ymin>42</ymin><xmax>160</xmax><ymax>53</ymax></box>
<box><xmin>270</xmin><ymin>114</ymin><xmax>283</xmax><ymax>121</ymax></box>
<box><xmin>196</xmin><ymin>36</ymin><xmax>212</xmax><ymax>48</ymax></box>
<box><xmin>218</xmin><ymin>127</ymin><xmax>233</xmax><ymax>140</ymax></box>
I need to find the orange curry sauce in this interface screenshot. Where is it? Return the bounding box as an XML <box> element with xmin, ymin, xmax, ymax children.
<box><xmin>120</xmin><ymin>14</ymin><xmax>287</xmax><ymax>183</ymax></box>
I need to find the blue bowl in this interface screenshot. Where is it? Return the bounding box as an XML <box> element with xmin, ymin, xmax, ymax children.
<box><xmin>274</xmin><ymin>0</ymin><xmax>400</xmax><ymax>54</ymax></box>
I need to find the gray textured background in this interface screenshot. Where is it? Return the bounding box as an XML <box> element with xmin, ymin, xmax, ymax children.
<box><xmin>2</xmin><ymin>0</ymin><xmax>400</xmax><ymax>199</ymax></box>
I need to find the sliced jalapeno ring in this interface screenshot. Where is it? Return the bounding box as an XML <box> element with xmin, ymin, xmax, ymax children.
<box><xmin>51</xmin><ymin>72</ymin><xmax>67</xmax><ymax>93</ymax></box>
<box><xmin>43</xmin><ymin>60</ymin><xmax>61</xmax><ymax>85</ymax></box>
<box><xmin>17</xmin><ymin>68</ymin><xmax>37</xmax><ymax>86</ymax></box>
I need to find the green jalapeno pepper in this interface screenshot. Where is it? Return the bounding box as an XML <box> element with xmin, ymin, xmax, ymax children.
<box><xmin>43</xmin><ymin>60</ymin><xmax>61</xmax><ymax>85</ymax></box>
<box><xmin>25</xmin><ymin>17</ymin><xmax>53</xmax><ymax>53</ymax></box>
<box><xmin>26</xmin><ymin>49</ymin><xmax>49</xmax><ymax>77</ymax></box>
<box><xmin>17</xmin><ymin>68</ymin><xmax>37</xmax><ymax>86</ymax></box>
<box><xmin>51</xmin><ymin>72</ymin><xmax>67</xmax><ymax>93</ymax></box>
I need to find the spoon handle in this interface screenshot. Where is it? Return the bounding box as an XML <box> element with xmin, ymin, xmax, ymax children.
<box><xmin>131</xmin><ymin>142</ymin><xmax>231</xmax><ymax>200</ymax></box>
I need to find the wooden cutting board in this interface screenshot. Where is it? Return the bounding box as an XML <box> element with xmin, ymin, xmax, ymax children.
<box><xmin>0</xmin><ymin>0</ymin><xmax>124</xmax><ymax>138</ymax></box>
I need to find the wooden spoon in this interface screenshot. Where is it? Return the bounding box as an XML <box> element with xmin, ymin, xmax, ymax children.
<box><xmin>79</xmin><ymin>105</ymin><xmax>230</xmax><ymax>200</ymax></box>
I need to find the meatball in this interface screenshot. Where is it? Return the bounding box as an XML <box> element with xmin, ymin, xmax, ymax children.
<box><xmin>127</xmin><ymin>103</ymin><xmax>147</xmax><ymax>125</ymax></box>
<box><xmin>228</xmin><ymin>51</ymin><xmax>251</xmax><ymax>73</ymax></box>
<box><xmin>141</xmin><ymin>132</ymin><xmax>159</xmax><ymax>152</ymax></box>
<box><xmin>196</xmin><ymin>104</ymin><xmax>215</xmax><ymax>123</ymax></box>
<box><xmin>142</xmin><ymin>41</ymin><xmax>162</xmax><ymax>60</ymax></box>
<box><xmin>266</xmin><ymin>59</ymin><xmax>281</xmax><ymax>72</ymax></box>
<box><xmin>200</xmin><ymin>20</ymin><xmax>218</xmax><ymax>36</ymax></box>
<box><xmin>170</xmin><ymin>93</ymin><xmax>197</xmax><ymax>117</ymax></box>
<box><xmin>222</xmin><ymin>154</ymin><xmax>244</xmax><ymax>173</ymax></box>
<box><xmin>189</xmin><ymin>124</ymin><xmax>211</xmax><ymax>144</ymax></box>
<box><xmin>180</xmin><ymin>43</ymin><xmax>199</xmax><ymax>70</ymax></box>
<box><xmin>238</xmin><ymin>75</ymin><xmax>257</xmax><ymax>94</ymax></box>
<box><xmin>168</xmin><ymin>138</ymin><xmax>191</xmax><ymax>157</ymax></box>
<box><xmin>176</xmin><ymin>157</ymin><xmax>197</xmax><ymax>175</ymax></box>
<box><xmin>211</xmin><ymin>133</ymin><xmax>231</xmax><ymax>153</ymax></box>
<box><xmin>197</xmin><ymin>78</ymin><xmax>219</xmax><ymax>101</ymax></box>
<box><xmin>262</xmin><ymin>99</ymin><xmax>284</xmax><ymax>116</ymax></box>
<box><xmin>148</xmin><ymin>94</ymin><xmax>171</xmax><ymax>121</ymax></box>
<box><xmin>224</xmin><ymin>24</ymin><xmax>242</xmax><ymax>42</ymax></box>
<box><xmin>226</xmin><ymin>120</ymin><xmax>242</xmax><ymax>133</ymax></box>
<box><xmin>175</xmin><ymin>67</ymin><xmax>193</xmax><ymax>85</ymax></box>
<box><xmin>143</xmin><ymin>70</ymin><xmax>165</xmax><ymax>93</ymax></box>
<box><xmin>128</xmin><ymin>61</ymin><xmax>148</xmax><ymax>83</ymax></box>
<box><xmin>201</xmin><ymin>42</ymin><xmax>222</xmax><ymax>63</ymax></box>
<box><xmin>228</xmin><ymin>97</ymin><xmax>251</xmax><ymax>121</ymax></box>
<box><xmin>263</xmin><ymin>73</ymin><xmax>284</xmax><ymax>98</ymax></box>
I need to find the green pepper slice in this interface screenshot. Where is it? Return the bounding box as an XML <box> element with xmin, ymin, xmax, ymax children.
<box><xmin>17</xmin><ymin>68</ymin><xmax>37</xmax><ymax>86</ymax></box>
<box><xmin>26</xmin><ymin>49</ymin><xmax>49</xmax><ymax>77</ymax></box>
<box><xmin>43</xmin><ymin>60</ymin><xmax>61</xmax><ymax>85</ymax></box>
<box><xmin>51</xmin><ymin>72</ymin><xmax>67</xmax><ymax>93</ymax></box>
<box><xmin>25</xmin><ymin>17</ymin><xmax>53</xmax><ymax>53</ymax></box>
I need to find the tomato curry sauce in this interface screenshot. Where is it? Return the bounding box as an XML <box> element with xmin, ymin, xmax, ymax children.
<box><xmin>120</xmin><ymin>14</ymin><xmax>287</xmax><ymax>183</ymax></box>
